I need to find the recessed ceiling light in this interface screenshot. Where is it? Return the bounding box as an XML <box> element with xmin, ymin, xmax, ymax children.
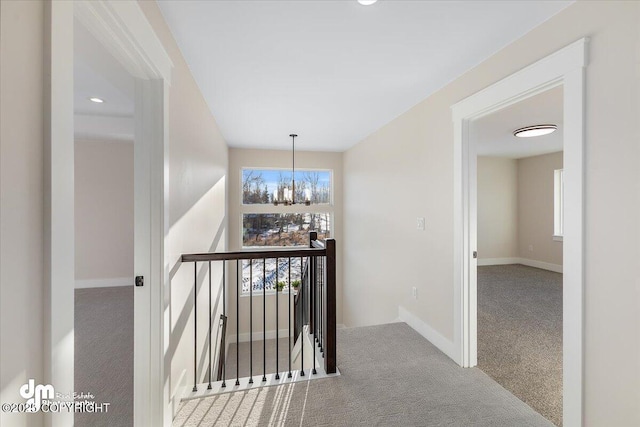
<box><xmin>513</xmin><ymin>124</ymin><xmax>557</xmax><ymax>138</ymax></box>
<box><xmin>89</xmin><ymin>97</ymin><xmax>104</xmax><ymax>103</ymax></box>
<box><xmin>358</xmin><ymin>0</ymin><xmax>378</xmax><ymax>5</ymax></box>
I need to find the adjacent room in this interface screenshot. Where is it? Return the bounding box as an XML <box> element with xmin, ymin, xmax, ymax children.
<box><xmin>474</xmin><ymin>87</ymin><xmax>564</xmax><ymax>425</ymax></box>
<box><xmin>73</xmin><ymin>20</ymin><xmax>135</xmax><ymax>427</ymax></box>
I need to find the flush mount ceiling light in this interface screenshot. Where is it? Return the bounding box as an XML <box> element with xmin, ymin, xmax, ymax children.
<box><xmin>358</xmin><ymin>0</ymin><xmax>378</xmax><ymax>5</ymax></box>
<box><xmin>89</xmin><ymin>97</ymin><xmax>105</xmax><ymax>103</ymax></box>
<box><xmin>513</xmin><ymin>124</ymin><xmax>557</xmax><ymax>138</ymax></box>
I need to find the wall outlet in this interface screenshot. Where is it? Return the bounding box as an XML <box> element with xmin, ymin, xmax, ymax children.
<box><xmin>417</xmin><ymin>217</ymin><xmax>425</xmax><ymax>231</ymax></box>
<box><xmin>412</xmin><ymin>287</ymin><xmax>418</xmax><ymax>299</ymax></box>
<box><xmin>529</xmin><ymin>244</ymin><xmax>534</xmax><ymax>252</ymax></box>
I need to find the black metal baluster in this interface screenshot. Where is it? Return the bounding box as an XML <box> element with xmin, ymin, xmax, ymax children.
<box><xmin>288</xmin><ymin>257</ymin><xmax>292</xmax><ymax>378</ymax></box>
<box><xmin>320</xmin><ymin>256</ymin><xmax>324</xmax><ymax>354</ymax></box>
<box><xmin>300</xmin><ymin>256</ymin><xmax>305</xmax><ymax>376</ymax></box>
<box><xmin>312</xmin><ymin>256</ymin><xmax>316</xmax><ymax>375</ymax></box>
<box><xmin>262</xmin><ymin>258</ymin><xmax>267</xmax><ymax>382</ymax></box>
<box><xmin>221</xmin><ymin>261</ymin><xmax>226</xmax><ymax>388</ymax></box>
<box><xmin>275</xmin><ymin>258</ymin><xmax>280</xmax><ymax>380</ymax></box>
<box><xmin>249</xmin><ymin>260</ymin><xmax>253</xmax><ymax>384</ymax></box>
<box><xmin>208</xmin><ymin>261</ymin><xmax>212</xmax><ymax>389</ymax></box>
<box><xmin>235</xmin><ymin>260</ymin><xmax>240</xmax><ymax>386</ymax></box>
<box><xmin>193</xmin><ymin>262</ymin><xmax>198</xmax><ymax>392</ymax></box>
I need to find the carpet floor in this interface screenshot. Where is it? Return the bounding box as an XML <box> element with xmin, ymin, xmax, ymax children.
<box><xmin>75</xmin><ymin>286</ymin><xmax>133</xmax><ymax>427</ymax></box>
<box><xmin>478</xmin><ymin>264</ymin><xmax>562</xmax><ymax>426</ymax></box>
<box><xmin>174</xmin><ymin>322</ymin><xmax>553</xmax><ymax>427</ymax></box>
<box><xmin>226</xmin><ymin>337</ymin><xmax>292</xmax><ymax>380</ymax></box>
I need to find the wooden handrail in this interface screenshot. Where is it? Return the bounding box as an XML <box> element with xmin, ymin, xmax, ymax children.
<box><xmin>182</xmin><ymin>247</ymin><xmax>326</xmax><ymax>263</ymax></box>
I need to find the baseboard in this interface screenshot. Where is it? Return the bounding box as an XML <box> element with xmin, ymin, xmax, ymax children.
<box><xmin>398</xmin><ymin>306</ymin><xmax>455</xmax><ymax>362</ymax></box>
<box><xmin>337</xmin><ymin>323</ymin><xmax>346</xmax><ymax>329</ymax></box>
<box><xmin>477</xmin><ymin>257</ymin><xmax>519</xmax><ymax>266</ymax></box>
<box><xmin>517</xmin><ymin>258</ymin><xmax>563</xmax><ymax>273</ymax></box>
<box><xmin>171</xmin><ymin>369</ymin><xmax>188</xmax><ymax>418</ymax></box>
<box><xmin>478</xmin><ymin>257</ymin><xmax>562</xmax><ymax>273</ymax></box>
<box><xmin>75</xmin><ymin>277</ymin><xmax>133</xmax><ymax>288</ymax></box>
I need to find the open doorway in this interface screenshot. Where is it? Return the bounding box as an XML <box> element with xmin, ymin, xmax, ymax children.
<box><xmin>473</xmin><ymin>87</ymin><xmax>563</xmax><ymax>426</ymax></box>
<box><xmin>73</xmin><ymin>19</ymin><xmax>135</xmax><ymax>426</ymax></box>
<box><xmin>451</xmin><ymin>38</ymin><xmax>586</xmax><ymax>427</ymax></box>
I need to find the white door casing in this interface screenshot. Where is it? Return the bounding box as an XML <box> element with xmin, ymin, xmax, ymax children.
<box><xmin>451</xmin><ymin>38</ymin><xmax>587</xmax><ymax>426</ymax></box>
<box><xmin>47</xmin><ymin>2</ymin><xmax>173</xmax><ymax>426</ymax></box>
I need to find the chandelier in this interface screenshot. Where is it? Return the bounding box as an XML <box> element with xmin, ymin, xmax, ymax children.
<box><xmin>273</xmin><ymin>134</ymin><xmax>311</xmax><ymax>206</ymax></box>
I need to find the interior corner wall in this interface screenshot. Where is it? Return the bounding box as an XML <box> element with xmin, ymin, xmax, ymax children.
<box><xmin>477</xmin><ymin>157</ymin><xmax>518</xmax><ymax>261</ymax></box>
<box><xmin>517</xmin><ymin>151</ymin><xmax>563</xmax><ymax>266</ymax></box>
<box><xmin>0</xmin><ymin>1</ymin><xmax>45</xmax><ymax>426</ymax></box>
<box><xmin>74</xmin><ymin>139</ymin><xmax>134</xmax><ymax>286</ymax></box>
<box><xmin>227</xmin><ymin>148</ymin><xmax>344</xmax><ymax>332</ymax></box>
<box><xmin>343</xmin><ymin>2</ymin><xmax>640</xmax><ymax>424</ymax></box>
<box><xmin>139</xmin><ymin>2</ymin><xmax>229</xmax><ymax>419</ymax></box>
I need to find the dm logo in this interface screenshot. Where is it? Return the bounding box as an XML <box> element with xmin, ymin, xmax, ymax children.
<box><xmin>19</xmin><ymin>379</ymin><xmax>54</xmax><ymax>412</ymax></box>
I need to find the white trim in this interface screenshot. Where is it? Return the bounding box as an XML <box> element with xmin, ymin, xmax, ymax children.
<box><xmin>398</xmin><ymin>306</ymin><xmax>455</xmax><ymax>361</ymax></box>
<box><xmin>75</xmin><ymin>277</ymin><xmax>133</xmax><ymax>288</ymax></box>
<box><xmin>477</xmin><ymin>257</ymin><xmax>520</xmax><ymax>266</ymax></box>
<box><xmin>477</xmin><ymin>258</ymin><xmax>563</xmax><ymax>274</ymax></box>
<box><xmin>553</xmin><ymin>235</ymin><xmax>564</xmax><ymax>242</ymax></box>
<box><xmin>74</xmin><ymin>1</ymin><xmax>172</xmax><ymax>82</ymax></box>
<box><xmin>518</xmin><ymin>258</ymin><xmax>563</xmax><ymax>274</ymax></box>
<box><xmin>47</xmin><ymin>2</ymin><xmax>172</xmax><ymax>426</ymax></box>
<box><xmin>44</xmin><ymin>3</ymin><xmax>75</xmax><ymax>426</ymax></box>
<box><xmin>451</xmin><ymin>38</ymin><xmax>587</xmax><ymax>427</ymax></box>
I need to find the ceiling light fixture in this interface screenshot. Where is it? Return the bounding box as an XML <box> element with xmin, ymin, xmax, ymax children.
<box><xmin>273</xmin><ymin>134</ymin><xmax>311</xmax><ymax>206</ymax></box>
<box><xmin>89</xmin><ymin>97</ymin><xmax>105</xmax><ymax>103</ymax></box>
<box><xmin>513</xmin><ymin>124</ymin><xmax>557</xmax><ymax>138</ymax></box>
<box><xmin>358</xmin><ymin>0</ymin><xmax>378</xmax><ymax>5</ymax></box>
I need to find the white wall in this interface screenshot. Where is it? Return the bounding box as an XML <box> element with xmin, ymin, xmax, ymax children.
<box><xmin>74</xmin><ymin>139</ymin><xmax>134</xmax><ymax>286</ymax></box>
<box><xmin>477</xmin><ymin>157</ymin><xmax>518</xmax><ymax>260</ymax></box>
<box><xmin>0</xmin><ymin>1</ymin><xmax>45</xmax><ymax>426</ymax></box>
<box><xmin>139</xmin><ymin>1</ymin><xmax>229</xmax><ymax>418</ymax></box>
<box><xmin>343</xmin><ymin>1</ymin><xmax>640</xmax><ymax>424</ymax></box>
<box><xmin>228</xmin><ymin>148</ymin><xmax>344</xmax><ymax>335</ymax></box>
<box><xmin>517</xmin><ymin>151</ymin><xmax>563</xmax><ymax>266</ymax></box>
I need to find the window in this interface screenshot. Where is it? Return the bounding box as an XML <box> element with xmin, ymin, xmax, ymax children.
<box><xmin>240</xmin><ymin>168</ymin><xmax>333</xmax><ymax>293</ymax></box>
<box><xmin>554</xmin><ymin>169</ymin><xmax>564</xmax><ymax>239</ymax></box>
<box><xmin>242</xmin><ymin>169</ymin><xmax>331</xmax><ymax>205</ymax></box>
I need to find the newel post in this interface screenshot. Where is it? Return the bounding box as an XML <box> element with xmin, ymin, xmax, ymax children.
<box><xmin>325</xmin><ymin>238</ymin><xmax>337</xmax><ymax>374</ymax></box>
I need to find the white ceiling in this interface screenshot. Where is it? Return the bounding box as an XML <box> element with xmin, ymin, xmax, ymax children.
<box><xmin>473</xmin><ymin>86</ymin><xmax>563</xmax><ymax>159</ymax></box>
<box><xmin>158</xmin><ymin>0</ymin><xmax>572</xmax><ymax>152</ymax></box>
<box><xmin>74</xmin><ymin>20</ymin><xmax>135</xmax><ymax>141</ymax></box>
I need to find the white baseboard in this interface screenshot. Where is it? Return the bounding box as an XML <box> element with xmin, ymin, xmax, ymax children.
<box><xmin>171</xmin><ymin>369</ymin><xmax>188</xmax><ymax>418</ymax></box>
<box><xmin>477</xmin><ymin>257</ymin><xmax>520</xmax><ymax>266</ymax></box>
<box><xmin>518</xmin><ymin>258</ymin><xmax>563</xmax><ymax>273</ymax></box>
<box><xmin>398</xmin><ymin>306</ymin><xmax>455</xmax><ymax>362</ymax></box>
<box><xmin>337</xmin><ymin>323</ymin><xmax>346</xmax><ymax>329</ymax></box>
<box><xmin>75</xmin><ymin>277</ymin><xmax>133</xmax><ymax>288</ymax></box>
<box><xmin>478</xmin><ymin>257</ymin><xmax>562</xmax><ymax>273</ymax></box>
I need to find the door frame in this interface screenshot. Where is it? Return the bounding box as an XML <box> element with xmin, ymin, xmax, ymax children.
<box><xmin>451</xmin><ymin>38</ymin><xmax>587</xmax><ymax>426</ymax></box>
<box><xmin>46</xmin><ymin>2</ymin><xmax>172</xmax><ymax>426</ymax></box>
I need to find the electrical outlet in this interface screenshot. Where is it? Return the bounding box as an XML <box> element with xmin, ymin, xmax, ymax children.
<box><xmin>417</xmin><ymin>217</ymin><xmax>425</xmax><ymax>231</ymax></box>
<box><xmin>412</xmin><ymin>287</ymin><xmax>418</xmax><ymax>299</ymax></box>
<box><xmin>529</xmin><ymin>244</ymin><xmax>534</xmax><ymax>252</ymax></box>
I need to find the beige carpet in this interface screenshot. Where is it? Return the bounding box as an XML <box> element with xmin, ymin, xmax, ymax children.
<box><xmin>478</xmin><ymin>264</ymin><xmax>562</xmax><ymax>426</ymax></box>
<box><xmin>174</xmin><ymin>323</ymin><xmax>553</xmax><ymax>427</ymax></box>
<box><xmin>75</xmin><ymin>286</ymin><xmax>133</xmax><ymax>427</ymax></box>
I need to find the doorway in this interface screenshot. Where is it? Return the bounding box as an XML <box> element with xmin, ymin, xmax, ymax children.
<box><xmin>47</xmin><ymin>2</ymin><xmax>172</xmax><ymax>426</ymax></box>
<box><xmin>451</xmin><ymin>38</ymin><xmax>586</xmax><ymax>426</ymax></box>
<box><xmin>73</xmin><ymin>18</ymin><xmax>136</xmax><ymax>426</ymax></box>
<box><xmin>473</xmin><ymin>86</ymin><xmax>564</xmax><ymax>425</ymax></box>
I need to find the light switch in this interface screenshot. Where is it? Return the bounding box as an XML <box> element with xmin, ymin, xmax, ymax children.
<box><xmin>417</xmin><ymin>217</ymin><xmax>425</xmax><ymax>230</ymax></box>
